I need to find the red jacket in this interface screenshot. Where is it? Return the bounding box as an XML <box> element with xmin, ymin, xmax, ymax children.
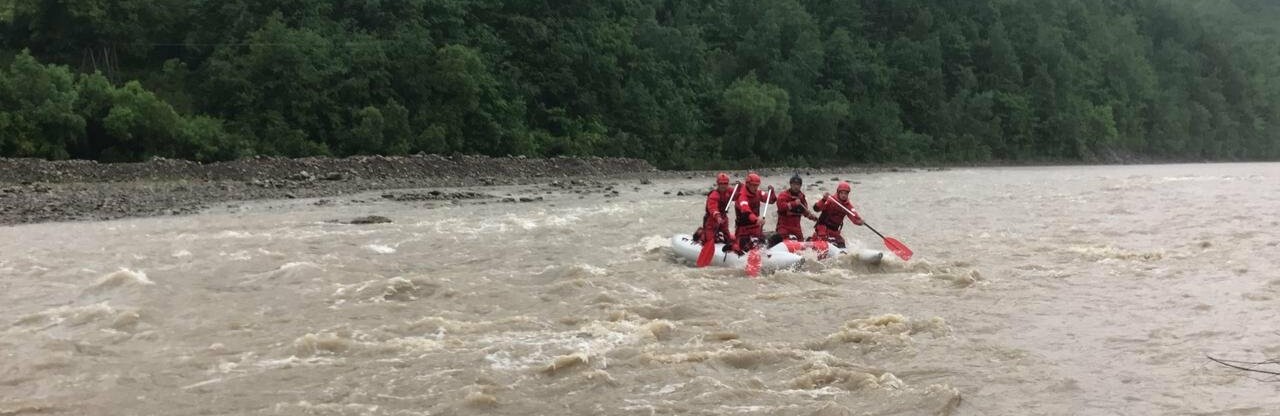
<box><xmin>703</xmin><ymin>188</ymin><xmax>733</xmax><ymax>224</ymax></box>
<box><xmin>775</xmin><ymin>189</ymin><xmax>815</xmax><ymax>230</ymax></box>
<box><xmin>734</xmin><ymin>185</ymin><xmax>770</xmax><ymax>226</ymax></box>
<box><xmin>814</xmin><ymin>196</ymin><xmax>863</xmax><ymax>232</ymax></box>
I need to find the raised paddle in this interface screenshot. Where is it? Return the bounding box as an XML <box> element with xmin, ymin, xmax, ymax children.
<box><xmin>696</xmin><ymin>182</ymin><xmax>739</xmax><ymax>267</ymax></box>
<box><xmin>745</xmin><ymin>188</ymin><xmax>775</xmax><ymax>277</ymax></box>
<box><xmin>826</xmin><ymin>195</ymin><xmax>914</xmax><ymax>261</ymax></box>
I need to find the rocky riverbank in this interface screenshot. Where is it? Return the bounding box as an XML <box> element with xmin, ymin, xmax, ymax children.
<box><xmin>0</xmin><ymin>155</ymin><xmax>659</xmax><ymax>225</ymax></box>
<box><xmin>0</xmin><ymin>154</ymin><xmax>903</xmax><ymax>225</ymax></box>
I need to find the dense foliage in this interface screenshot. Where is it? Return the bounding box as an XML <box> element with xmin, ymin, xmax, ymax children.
<box><xmin>3</xmin><ymin>0</ymin><xmax>1279</xmax><ymax>167</ymax></box>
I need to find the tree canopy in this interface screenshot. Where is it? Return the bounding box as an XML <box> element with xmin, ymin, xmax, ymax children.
<box><xmin>3</xmin><ymin>0</ymin><xmax>1279</xmax><ymax>167</ymax></box>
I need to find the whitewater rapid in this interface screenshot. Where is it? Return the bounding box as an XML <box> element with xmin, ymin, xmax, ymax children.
<box><xmin>3</xmin><ymin>163</ymin><xmax>1278</xmax><ymax>415</ymax></box>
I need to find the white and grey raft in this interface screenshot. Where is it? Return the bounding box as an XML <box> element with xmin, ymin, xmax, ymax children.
<box><xmin>670</xmin><ymin>234</ymin><xmax>885</xmax><ymax>271</ymax></box>
<box><xmin>670</xmin><ymin>234</ymin><xmax>804</xmax><ymax>271</ymax></box>
<box><xmin>772</xmin><ymin>239</ymin><xmax>885</xmax><ymax>265</ymax></box>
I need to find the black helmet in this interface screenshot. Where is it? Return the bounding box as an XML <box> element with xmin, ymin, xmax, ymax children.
<box><xmin>789</xmin><ymin>174</ymin><xmax>803</xmax><ymax>185</ymax></box>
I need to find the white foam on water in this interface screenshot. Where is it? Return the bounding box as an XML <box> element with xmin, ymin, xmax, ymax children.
<box><xmin>171</xmin><ymin>250</ymin><xmax>192</xmax><ymax>258</ymax></box>
<box><xmin>541</xmin><ymin>212</ymin><xmax>581</xmax><ymax>228</ymax></box>
<box><xmin>273</xmin><ymin>401</ymin><xmax>378</xmax><ymax>414</ymax></box>
<box><xmin>811</xmin><ymin>314</ymin><xmax>951</xmax><ymax>349</ymax></box>
<box><xmin>255</xmin><ymin>355</ymin><xmax>340</xmax><ymax>370</ymax></box>
<box><xmin>365</xmin><ymin>244</ymin><xmax>396</xmax><ymax>254</ymax></box>
<box><xmin>620</xmin><ymin>403</ymin><xmax>656</xmax><ymax>412</ymax></box>
<box><xmin>280</xmin><ymin>262</ymin><xmax>320</xmax><ymax>270</ymax></box>
<box><xmin>484</xmin><ymin>350</ymin><xmax>521</xmax><ymax>371</ymax></box>
<box><xmin>618</xmin><ymin>234</ymin><xmax>672</xmax><ymax>256</ymax></box>
<box><xmin>776</xmin><ymin>386</ymin><xmax>847</xmax><ymax>398</ymax></box>
<box><xmin>878</xmin><ymin>373</ymin><xmax>905</xmax><ymax>389</ymax></box>
<box><xmin>655</xmin><ymin>383</ymin><xmax>685</xmax><ymax>395</ymax></box>
<box><xmin>239</xmin><ymin>262</ymin><xmax>325</xmax><ymax>286</ymax></box>
<box><xmin>478</xmin><ymin>319</ymin><xmax>676</xmax><ymax>372</ymax></box>
<box><xmin>719</xmin><ymin>405</ymin><xmax>778</xmax><ymax>413</ymax></box>
<box><xmin>1159</xmin><ymin>176</ymin><xmax>1229</xmax><ymax>182</ymax></box>
<box><xmin>216</xmin><ymin>230</ymin><xmax>254</xmax><ymax>239</ymax></box>
<box><xmin>92</xmin><ymin>269</ymin><xmax>155</xmax><ymax>289</ymax></box>
<box><xmin>1067</xmin><ymin>245</ymin><xmax>1164</xmax><ymax>261</ymax></box>
<box><xmin>639</xmin><ymin>235</ymin><xmax>671</xmax><ymax>251</ymax></box>
<box><xmin>221</xmin><ymin>250</ymin><xmax>253</xmax><ymax>261</ymax></box>
<box><xmin>441</xmin><ymin>218</ymin><xmax>509</xmax><ymax>234</ymax></box>
<box><xmin>332</xmin><ymin>280</ymin><xmax>378</xmax><ymax>299</ymax></box>
<box><xmin>580</xmin><ymin>264</ymin><xmax>608</xmax><ymax>276</ymax></box>
<box><xmin>12</xmin><ymin>302</ymin><xmax>124</xmax><ymax>330</ymax></box>
<box><xmin>507</xmin><ymin>213</ymin><xmax>556</xmax><ymax>231</ymax></box>
<box><xmin>215</xmin><ymin>361</ymin><xmax>240</xmax><ymax>374</ymax></box>
<box><xmin>181</xmin><ymin>378</ymin><xmax>225</xmax><ymax>390</ymax></box>
<box><xmin>421</xmin><ymin>205</ymin><xmax>640</xmax><ymax>235</ymax></box>
<box><xmin>620</xmin><ymin>283</ymin><xmax>662</xmax><ymax>301</ymax></box>
<box><xmin>381</xmin><ymin>336</ymin><xmax>445</xmax><ymax>353</ymax></box>
<box><xmin>536</xmin><ymin>264</ymin><xmax>611</xmax><ymax>282</ymax></box>
<box><xmin>291</xmin><ymin>330</ymin><xmax>445</xmax><ymax>358</ymax></box>
<box><xmin>256</xmin><ymin>248</ymin><xmax>283</xmax><ymax>256</ymax></box>
<box><xmin>192</xmin><ymin>227</ymin><xmax>384</xmax><ymax>243</ymax></box>
<box><xmin>408</xmin><ymin>316</ymin><xmax>549</xmax><ymax>335</ymax></box>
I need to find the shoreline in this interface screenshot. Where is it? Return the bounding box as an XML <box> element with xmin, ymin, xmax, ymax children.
<box><xmin>0</xmin><ymin>155</ymin><xmax>651</xmax><ymax>225</ymax></box>
<box><xmin>0</xmin><ymin>154</ymin><xmax>876</xmax><ymax>226</ymax></box>
<box><xmin>0</xmin><ymin>154</ymin><xmax>1264</xmax><ymax>226</ymax></box>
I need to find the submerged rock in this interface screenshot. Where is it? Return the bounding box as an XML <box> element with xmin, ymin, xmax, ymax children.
<box><xmin>348</xmin><ymin>215</ymin><xmax>392</xmax><ymax>225</ymax></box>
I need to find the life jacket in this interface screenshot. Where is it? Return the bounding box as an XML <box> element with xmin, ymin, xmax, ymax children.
<box><xmin>703</xmin><ymin>188</ymin><xmax>733</xmax><ymax>223</ymax></box>
<box><xmin>735</xmin><ymin>185</ymin><xmax>765</xmax><ymax>227</ymax></box>
<box><xmin>816</xmin><ymin>198</ymin><xmax>852</xmax><ymax>231</ymax></box>
<box><xmin>776</xmin><ymin>190</ymin><xmax>808</xmax><ymax>229</ymax></box>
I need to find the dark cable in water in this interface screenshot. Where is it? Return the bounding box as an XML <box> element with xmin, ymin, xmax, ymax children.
<box><xmin>1207</xmin><ymin>355</ymin><xmax>1280</xmax><ymax>381</ymax></box>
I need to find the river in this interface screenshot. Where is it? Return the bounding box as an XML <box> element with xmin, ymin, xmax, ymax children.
<box><xmin>3</xmin><ymin>163</ymin><xmax>1278</xmax><ymax>415</ymax></box>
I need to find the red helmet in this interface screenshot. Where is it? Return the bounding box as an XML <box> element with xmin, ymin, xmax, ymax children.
<box><xmin>746</xmin><ymin>172</ymin><xmax>761</xmax><ymax>186</ymax></box>
<box><xmin>716</xmin><ymin>172</ymin><xmax>730</xmax><ymax>185</ymax></box>
<box><xmin>836</xmin><ymin>181</ymin><xmax>851</xmax><ymax>193</ymax></box>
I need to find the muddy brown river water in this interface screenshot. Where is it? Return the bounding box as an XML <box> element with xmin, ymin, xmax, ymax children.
<box><xmin>3</xmin><ymin>163</ymin><xmax>1279</xmax><ymax>415</ymax></box>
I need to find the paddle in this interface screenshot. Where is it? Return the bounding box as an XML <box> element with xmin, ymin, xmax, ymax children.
<box><xmin>826</xmin><ymin>195</ymin><xmax>914</xmax><ymax>261</ymax></box>
<box><xmin>696</xmin><ymin>182</ymin><xmax>739</xmax><ymax>267</ymax></box>
<box><xmin>745</xmin><ymin>188</ymin><xmax>774</xmax><ymax>277</ymax></box>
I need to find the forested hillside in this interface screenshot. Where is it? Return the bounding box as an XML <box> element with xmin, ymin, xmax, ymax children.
<box><xmin>3</xmin><ymin>0</ymin><xmax>1279</xmax><ymax>167</ymax></box>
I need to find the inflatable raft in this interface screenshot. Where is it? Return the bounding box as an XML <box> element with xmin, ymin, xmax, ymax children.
<box><xmin>772</xmin><ymin>239</ymin><xmax>885</xmax><ymax>265</ymax></box>
<box><xmin>670</xmin><ymin>234</ymin><xmax>804</xmax><ymax>271</ymax></box>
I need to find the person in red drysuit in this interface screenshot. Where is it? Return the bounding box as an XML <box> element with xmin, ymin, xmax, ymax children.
<box><xmin>810</xmin><ymin>181</ymin><xmax>863</xmax><ymax>248</ymax></box>
<box><xmin>733</xmin><ymin>172</ymin><xmax>774</xmax><ymax>253</ymax></box>
<box><xmin>693</xmin><ymin>172</ymin><xmax>737</xmax><ymax>252</ymax></box>
<box><xmin>772</xmin><ymin>174</ymin><xmax>818</xmax><ymax>245</ymax></box>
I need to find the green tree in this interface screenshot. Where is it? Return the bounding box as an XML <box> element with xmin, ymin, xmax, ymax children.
<box><xmin>3</xmin><ymin>0</ymin><xmax>1280</xmax><ymax>165</ymax></box>
<box><xmin>719</xmin><ymin>73</ymin><xmax>791</xmax><ymax>162</ymax></box>
<box><xmin>0</xmin><ymin>50</ymin><xmax>84</xmax><ymax>159</ymax></box>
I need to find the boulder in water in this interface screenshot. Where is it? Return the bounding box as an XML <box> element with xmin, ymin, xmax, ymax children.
<box><xmin>348</xmin><ymin>215</ymin><xmax>391</xmax><ymax>225</ymax></box>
